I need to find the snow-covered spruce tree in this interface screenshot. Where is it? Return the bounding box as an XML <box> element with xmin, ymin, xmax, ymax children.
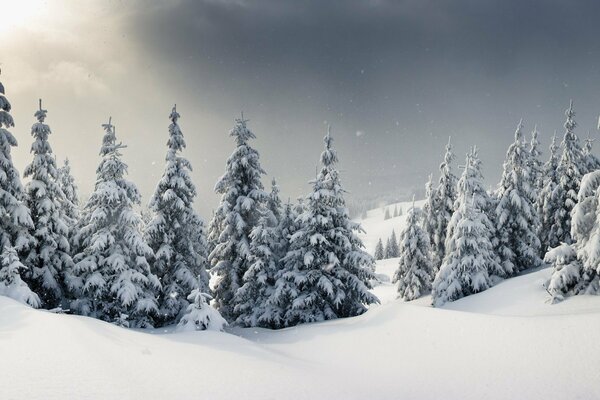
<box><xmin>432</xmin><ymin>193</ymin><xmax>494</xmax><ymax>307</ymax></box>
<box><xmin>529</xmin><ymin>125</ymin><xmax>544</xmax><ymax>196</ymax></box>
<box><xmin>69</xmin><ymin>118</ymin><xmax>160</xmax><ymax>328</ymax></box>
<box><xmin>537</xmin><ymin>133</ymin><xmax>561</xmax><ymax>254</ymax></box>
<box><xmin>582</xmin><ymin>133</ymin><xmax>600</xmax><ymax>174</ymax></box>
<box><xmin>0</xmin><ymin>245</ymin><xmax>40</xmax><ymax>307</ymax></box>
<box><xmin>267</xmin><ymin>178</ymin><xmax>282</xmax><ymax>225</ymax></box>
<box><xmin>374</xmin><ymin>238</ymin><xmax>385</xmax><ymax>260</ymax></box>
<box><xmin>495</xmin><ymin>120</ymin><xmax>542</xmax><ymax>276</ymax></box>
<box><xmin>56</xmin><ymin>158</ymin><xmax>79</xmax><ymax>233</ymax></box>
<box><xmin>208</xmin><ymin>115</ymin><xmax>267</xmax><ymax>322</ymax></box>
<box><xmin>421</xmin><ymin>174</ymin><xmax>438</xmax><ymax>251</ymax></box>
<box><xmin>550</xmin><ymin>101</ymin><xmax>584</xmax><ymax>246</ymax></box>
<box><xmin>432</xmin><ymin>138</ymin><xmax>457</xmax><ymax>272</ymax></box>
<box><xmin>177</xmin><ymin>290</ymin><xmax>227</xmax><ymax>331</ymax></box>
<box><xmin>385</xmin><ymin>229</ymin><xmax>399</xmax><ymax>258</ymax></box>
<box><xmin>145</xmin><ymin>105</ymin><xmax>210</xmax><ymax>326</ymax></box>
<box><xmin>268</xmin><ymin>128</ymin><xmax>378</xmax><ymax>327</ymax></box>
<box><xmin>0</xmin><ymin>76</ymin><xmax>36</xmax><ymax>305</ymax></box>
<box><xmin>447</xmin><ymin>148</ymin><xmax>503</xmax><ymax>277</ymax></box>
<box><xmin>384</xmin><ymin>207</ymin><xmax>391</xmax><ymax>220</ymax></box>
<box><xmin>22</xmin><ymin>100</ymin><xmax>73</xmax><ymax>309</ymax></box>
<box><xmin>392</xmin><ymin>201</ymin><xmax>433</xmax><ymax>301</ymax></box>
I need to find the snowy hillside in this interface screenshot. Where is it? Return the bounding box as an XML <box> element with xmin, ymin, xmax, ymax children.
<box><xmin>1</xmin><ymin>199</ymin><xmax>600</xmax><ymax>400</ymax></box>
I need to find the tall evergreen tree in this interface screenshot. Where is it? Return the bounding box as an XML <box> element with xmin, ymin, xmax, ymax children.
<box><xmin>529</xmin><ymin>125</ymin><xmax>544</xmax><ymax>195</ymax></box>
<box><xmin>550</xmin><ymin>101</ymin><xmax>584</xmax><ymax>246</ymax></box>
<box><xmin>0</xmin><ymin>75</ymin><xmax>37</xmax><ymax>305</ymax></box>
<box><xmin>208</xmin><ymin>115</ymin><xmax>267</xmax><ymax>322</ymax></box>
<box><xmin>538</xmin><ymin>133</ymin><xmax>561</xmax><ymax>253</ymax></box>
<box><xmin>421</xmin><ymin>173</ymin><xmax>438</xmax><ymax>253</ymax></box>
<box><xmin>69</xmin><ymin>118</ymin><xmax>160</xmax><ymax>327</ymax></box>
<box><xmin>392</xmin><ymin>201</ymin><xmax>433</xmax><ymax>301</ymax></box>
<box><xmin>374</xmin><ymin>238</ymin><xmax>385</xmax><ymax>260</ymax></box>
<box><xmin>22</xmin><ymin>100</ymin><xmax>73</xmax><ymax>309</ymax></box>
<box><xmin>56</xmin><ymin>158</ymin><xmax>79</xmax><ymax>236</ymax></box>
<box><xmin>432</xmin><ymin>138</ymin><xmax>457</xmax><ymax>272</ymax></box>
<box><xmin>267</xmin><ymin>178</ymin><xmax>282</xmax><ymax>225</ymax></box>
<box><xmin>495</xmin><ymin>120</ymin><xmax>542</xmax><ymax>276</ymax></box>
<box><xmin>145</xmin><ymin>105</ymin><xmax>210</xmax><ymax>326</ymax></box>
<box><xmin>268</xmin><ymin>128</ymin><xmax>378</xmax><ymax>327</ymax></box>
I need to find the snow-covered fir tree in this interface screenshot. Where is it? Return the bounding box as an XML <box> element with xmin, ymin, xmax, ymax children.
<box><xmin>432</xmin><ymin>192</ymin><xmax>494</xmax><ymax>307</ymax></box>
<box><xmin>550</xmin><ymin>101</ymin><xmax>584</xmax><ymax>246</ymax></box>
<box><xmin>495</xmin><ymin>120</ymin><xmax>542</xmax><ymax>276</ymax></box>
<box><xmin>267</xmin><ymin>178</ymin><xmax>283</xmax><ymax>225</ymax></box>
<box><xmin>56</xmin><ymin>158</ymin><xmax>79</xmax><ymax>230</ymax></box>
<box><xmin>421</xmin><ymin>174</ymin><xmax>438</xmax><ymax>254</ymax></box>
<box><xmin>431</xmin><ymin>138</ymin><xmax>457</xmax><ymax>272</ymax></box>
<box><xmin>145</xmin><ymin>105</ymin><xmax>210</xmax><ymax>326</ymax></box>
<box><xmin>547</xmin><ymin>170</ymin><xmax>600</xmax><ymax>301</ymax></box>
<box><xmin>69</xmin><ymin>118</ymin><xmax>160</xmax><ymax>328</ymax></box>
<box><xmin>447</xmin><ymin>148</ymin><xmax>503</xmax><ymax>277</ymax></box>
<box><xmin>0</xmin><ymin>246</ymin><xmax>40</xmax><ymax>307</ymax></box>
<box><xmin>208</xmin><ymin>115</ymin><xmax>267</xmax><ymax>322</ymax></box>
<box><xmin>384</xmin><ymin>207</ymin><xmax>391</xmax><ymax>220</ymax></box>
<box><xmin>267</xmin><ymin>128</ymin><xmax>378</xmax><ymax>328</ymax></box>
<box><xmin>529</xmin><ymin>125</ymin><xmax>543</xmax><ymax>195</ymax></box>
<box><xmin>374</xmin><ymin>238</ymin><xmax>385</xmax><ymax>260</ymax></box>
<box><xmin>177</xmin><ymin>290</ymin><xmax>227</xmax><ymax>332</ymax></box>
<box><xmin>582</xmin><ymin>132</ymin><xmax>600</xmax><ymax>173</ymax></box>
<box><xmin>385</xmin><ymin>229</ymin><xmax>400</xmax><ymax>258</ymax></box>
<box><xmin>22</xmin><ymin>100</ymin><xmax>73</xmax><ymax>309</ymax></box>
<box><xmin>392</xmin><ymin>201</ymin><xmax>433</xmax><ymax>301</ymax></box>
<box><xmin>537</xmin><ymin>133</ymin><xmax>561</xmax><ymax>253</ymax></box>
<box><xmin>0</xmin><ymin>76</ymin><xmax>37</xmax><ymax>306</ymax></box>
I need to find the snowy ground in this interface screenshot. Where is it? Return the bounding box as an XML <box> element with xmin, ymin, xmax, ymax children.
<box><xmin>1</xmin><ymin>200</ymin><xmax>600</xmax><ymax>400</ymax></box>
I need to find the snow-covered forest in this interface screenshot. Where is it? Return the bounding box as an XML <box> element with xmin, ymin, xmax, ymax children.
<box><xmin>2</xmin><ymin>70</ymin><xmax>600</xmax><ymax>398</ymax></box>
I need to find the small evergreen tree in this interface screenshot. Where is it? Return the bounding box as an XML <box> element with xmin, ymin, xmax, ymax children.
<box><xmin>0</xmin><ymin>76</ymin><xmax>36</xmax><ymax>305</ymax></box>
<box><xmin>385</xmin><ymin>229</ymin><xmax>400</xmax><ymax>258</ymax></box>
<box><xmin>69</xmin><ymin>118</ymin><xmax>160</xmax><ymax>328</ymax></box>
<box><xmin>56</xmin><ymin>158</ymin><xmax>79</xmax><ymax>232</ymax></box>
<box><xmin>582</xmin><ymin>132</ymin><xmax>600</xmax><ymax>173</ymax></box>
<box><xmin>495</xmin><ymin>120</ymin><xmax>542</xmax><ymax>276</ymax></box>
<box><xmin>550</xmin><ymin>101</ymin><xmax>584</xmax><ymax>245</ymax></box>
<box><xmin>23</xmin><ymin>100</ymin><xmax>73</xmax><ymax>309</ymax></box>
<box><xmin>269</xmin><ymin>128</ymin><xmax>378</xmax><ymax>327</ymax></box>
<box><xmin>0</xmin><ymin>246</ymin><xmax>40</xmax><ymax>308</ymax></box>
<box><xmin>538</xmin><ymin>133</ymin><xmax>561</xmax><ymax>253</ymax></box>
<box><xmin>421</xmin><ymin>174</ymin><xmax>438</xmax><ymax>252</ymax></box>
<box><xmin>208</xmin><ymin>115</ymin><xmax>267</xmax><ymax>322</ymax></box>
<box><xmin>529</xmin><ymin>125</ymin><xmax>544</xmax><ymax>195</ymax></box>
<box><xmin>374</xmin><ymin>238</ymin><xmax>385</xmax><ymax>260</ymax></box>
<box><xmin>392</xmin><ymin>201</ymin><xmax>432</xmax><ymax>301</ymax></box>
<box><xmin>145</xmin><ymin>105</ymin><xmax>210</xmax><ymax>326</ymax></box>
<box><xmin>177</xmin><ymin>290</ymin><xmax>227</xmax><ymax>332</ymax></box>
<box><xmin>384</xmin><ymin>207</ymin><xmax>391</xmax><ymax>220</ymax></box>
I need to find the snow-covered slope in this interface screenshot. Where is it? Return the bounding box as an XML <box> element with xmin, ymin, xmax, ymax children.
<box><xmin>1</xmin><ymin>199</ymin><xmax>599</xmax><ymax>400</ymax></box>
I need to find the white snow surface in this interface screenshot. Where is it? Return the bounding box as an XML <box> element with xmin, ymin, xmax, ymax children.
<box><xmin>1</xmin><ymin>199</ymin><xmax>600</xmax><ymax>399</ymax></box>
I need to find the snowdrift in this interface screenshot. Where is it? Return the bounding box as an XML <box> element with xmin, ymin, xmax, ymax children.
<box><xmin>1</xmin><ymin>200</ymin><xmax>599</xmax><ymax>400</ymax></box>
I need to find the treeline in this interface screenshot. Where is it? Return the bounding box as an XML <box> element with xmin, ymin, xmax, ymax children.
<box><xmin>391</xmin><ymin>102</ymin><xmax>600</xmax><ymax>306</ymax></box>
<box><xmin>0</xmin><ymin>76</ymin><xmax>377</xmax><ymax>330</ymax></box>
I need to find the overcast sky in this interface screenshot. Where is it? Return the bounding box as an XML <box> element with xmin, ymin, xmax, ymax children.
<box><xmin>3</xmin><ymin>0</ymin><xmax>600</xmax><ymax>216</ymax></box>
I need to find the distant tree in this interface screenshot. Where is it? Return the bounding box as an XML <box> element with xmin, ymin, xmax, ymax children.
<box><xmin>550</xmin><ymin>101</ymin><xmax>585</xmax><ymax>246</ymax></box>
<box><xmin>421</xmin><ymin>174</ymin><xmax>438</xmax><ymax>253</ymax></box>
<box><xmin>22</xmin><ymin>100</ymin><xmax>73</xmax><ymax>309</ymax></box>
<box><xmin>269</xmin><ymin>128</ymin><xmax>378</xmax><ymax>327</ymax></box>
<box><xmin>374</xmin><ymin>238</ymin><xmax>385</xmax><ymax>260</ymax></box>
<box><xmin>385</xmin><ymin>229</ymin><xmax>400</xmax><ymax>258</ymax></box>
<box><xmin>393</xmin><ymin>204</ymin><xmax>398</xmax><ymax>218</ymax></box>
<box><xmin>529</xmin><ymin>125</ymin><xmax>544</xmax><ymax>196</ymax></box>
<box><xmin>494</xmin><ymin>120</ymin><xmax>542</xmax><ymax>276</ymax></box>
<box><xmin>384</xmin><ymin>207</ymin><xmax>391</xmax><ymax>220</ymax></box>
<box><xmin>69</xmin><ymin>119</ymin><xmax>160</xmax><ymax>328</ymax></box>
<box><xmin>208</xmin><ymin>116</ymin><xmax>267</xmax><ymax>322</ymax></box>
<box><xmin>582</xmin><ymin>132</ymin><xmax>600</xmax><ymax>173</ymax></box>
<box><xmin>393</xmin><ymin>202</ymin><xmax>432</xmax><ymax>301</ymax></box>
<box><xmin>145</xmin><ymin>105</ymin><xmax>210</xmax><ymax>326</ymax></box>
<box><xmin>56</xmin><ymin>158</ymin><xmax>79</xmax><ymax>236</ymax></box>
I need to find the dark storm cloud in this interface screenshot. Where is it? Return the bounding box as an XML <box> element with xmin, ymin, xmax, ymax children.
<box><xmin>125</xmin><ymin>0</ymin><xmax>600</xmax><ymax>206</ymax></box>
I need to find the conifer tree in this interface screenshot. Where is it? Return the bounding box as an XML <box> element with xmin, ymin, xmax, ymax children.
<box><xmin>384</xmin><ymin>207</ymin><xmax>391</xmax><ymax>220</ymax></box>
<box><xmin>70</xmin><ymin>118</ymin><xmax>160</xmax><ymax>327</ymax></box>
<box><xmin>0</xmin><ymin>75</ymin><xmax>36</xmax><ymax>305</ymax></box>
<box><xmin>550</xmin><ymin>101</ymin><xmax>584</xmax><ymax>246</ymax></box>
<box><xmin>208</xmin><ymin>115</ymin><xmax>267</xmax><ymax>322</ymax></box>
<box><xmin>145</xmin><ymin>105</ymin><xmax>210</xmax><ymax>326</ymax></box>
<box><xmin>374</xmin><ymin>238</ymin><xmax>385</xmax><ymax>260</ymax></box>
<box><xmin>56</xmin><ymin>158</ymin><xmax>79</xmax><ymax>237</ymax></box>
<box><xmin>268</xmin><ymin>128</ymin><xmax>378</xmax><ymax>327</ymax></box>
<box><xmin>432</xmin><ymin>138</ymin><xmax>457</xmax><ymax>272</ymax></box>
<box><xmin>177</xmin><ymin>290</ymin><xmax>227</xmax><ymax>331</ymax></box>
<box><xmin>393</xmin><ymin>201</ymin><xmax>432</xmax><ymax>301</ymax></box>
<box><xmin>421</xmin><ymin>174</ymin><xmax>438</xmax><ymax>252</ymax></box>
<box><xmin>582</xmin><ymin>132</ymin><xmax>600</xmax><ymax>173</ymax></box>
<box><xmin>22</xmin><ymin>100</ymin><xmax>73</xmax><ymax>309</ymax></box>
<box><xmin>385</xmin><ymin>229</ymin><xmax>400</xmax><ymax>258</ymax></box>
<box><xmin>538</xmin><ymin>133</ymin><xmax>561</xmax><ymax>253</ymax></box>
<box><xmin>267</xmin><ymin>178</ymin><xmax>282</xmax><ymax>225</ymax></box>
<box><xmin>495</xmin><ymin>120</ymin><xmax>542</xmax><ymax>276</ymax></box>
<box><xmin>393</xmin><ymin>204</ymin><xmax>398</xmax><ymax>218</ymax></box>
<box><xmin>529</xmin><ymin>125</ymin><xmax>544</xmax><ymax>195</ymax></box>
